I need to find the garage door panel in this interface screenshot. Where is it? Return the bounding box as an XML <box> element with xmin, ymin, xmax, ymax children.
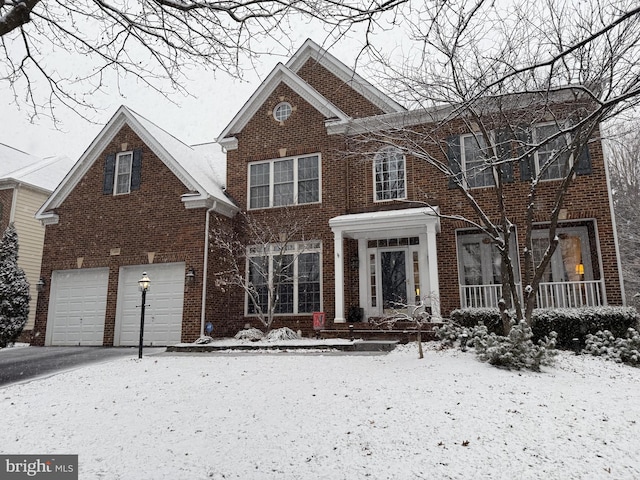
<box><xmin>46</xmin><ymin>268</ymin><xmax>108</xmax><ymax>346</ymax></box>
<box><xmin>115</xmin><ymin>263</ymin><xmax>185</xmax><ymax>346</ymax></box>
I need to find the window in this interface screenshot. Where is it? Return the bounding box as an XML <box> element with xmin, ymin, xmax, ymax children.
<box><xmin>533</xmin><ymin>124</ymin><xmax>571</xmax><ymax>180</ymax></box>
<box><xmin>273</xmin><ymin>102</ymin><xmax>292</xmax><ymax>122</ymax></box>
<box><xmin>461</xmin><ymin>134</ymin><xmax>494</xmax><ymax>188</ymax></box>
<box><xmin>248</xmin><ymin>155</ymin><xmax>320</xmax><ymax>209</ymax></box>
<box><xmin>247</xmin><ymin>242</ymin><xmax>321</xmax><ymax>315</ymax></box>
<box><xmin>114</xmin><ymin>152</ymin><xmax>133</xmax><ymax>195</ymax></box>
<box><xmin>374</xmin><ymin>147</ymin><xmax>406</xmax><ymax>201</ymax></box>
<box><xmin>456</xmin><ymin>231</ymin><xmax>519</xmax><ymax>308</ymax></box>
<box><xmin>102</xmin><ymin>149</ymin><xmax>142</xmax><ymax>195</ymax></box>
<box><xmin>531</xmin><ymin>226</ymin><xmax>593</xmax><ymax>283</ymax></box>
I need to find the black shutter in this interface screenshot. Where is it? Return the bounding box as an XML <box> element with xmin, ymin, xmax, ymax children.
<box><xmin>103</xmin><ymin>153</ymin><xmax>116</xmax><ymax>195</ymax></box>
<box><xmin>446</xmin><ymin>135</ymin><xmax>462</xmax><ymax>189</ymax></box>
<box><xmin>496</xmin><ymin>128</ymin><xmax>514</xmax><ymax>183</ymax></box>
<box><xmin>131</xmin><ymin>148</ymin><xmax>142</xmax><ymax>190</ymax></box>
<box><xmin>575</xmin><ymin>142</ymin><xmax>592</xmax><ymax>176</ymax></box>
<box><xmin>515</xmin><ymin>126</ymin><xmax>533</xmax><ymax>181</ymax></box>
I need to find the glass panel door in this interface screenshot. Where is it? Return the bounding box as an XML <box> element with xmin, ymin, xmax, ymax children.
<box><xmin>381</xmin><ymin>250</ymin><xmax>408</xmax><ymax>313</ymax></box>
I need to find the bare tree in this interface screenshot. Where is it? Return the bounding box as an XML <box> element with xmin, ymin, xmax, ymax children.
<box><xmin>349</xmin><ymin>0</ymin><xmax>640</xmax><ymax>329</ymax></box>
<box><xmin>211</xmin><ymin>210</ymin><xmax>316</xmax><ymax>332</ymax></box>
<box><xmin>605</xmin><ymin>121</ymin><xmax>640</xmax><ymax>304</ymax></box>
<box><xmin>1</xmin><ymin>0</ymin><xmax>406</xmax><ymax>122</ymax></box>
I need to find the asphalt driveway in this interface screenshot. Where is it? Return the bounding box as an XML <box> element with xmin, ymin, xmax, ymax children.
<box><xmin>0</xmin><ymin>346</ymin><xmax>163</xmax><ymax>387</ymax></box>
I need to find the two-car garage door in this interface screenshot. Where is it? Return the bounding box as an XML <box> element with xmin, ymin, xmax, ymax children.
<box><xmin>45</xmin><ymin>263</ymin><xmax>185</xmax><ymax>346</ymax></box>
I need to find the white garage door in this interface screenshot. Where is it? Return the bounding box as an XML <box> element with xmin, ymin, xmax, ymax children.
<box><xmin>115</xmin><ymin>263</ymin><xmax>185</xmax><ymax>346</ymax></box>
<box><xmin>46</xmin><ymin>268</ymin><xmax>109</xmax><ymax>346</ymax></box>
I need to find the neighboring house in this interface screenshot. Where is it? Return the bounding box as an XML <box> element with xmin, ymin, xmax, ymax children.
<box><xmin>32</xmin><ymin>107</ymin><xmax>237</xmax><ymax>346</ymax></box>
<box><xmin>216</xmin><ymin>39</ymin><xmax>624</xmax><ymax>334</ymax></box>
<box><xmin>0</xmin><ymin>144</ymin><xmax>74</xmax><ymax>340</ymax></box>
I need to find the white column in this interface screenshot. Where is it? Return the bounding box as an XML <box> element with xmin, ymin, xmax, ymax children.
<box><xmin>332</xmin><ymin>228</ymin><xmax>346</xmax><ymax>323</ymax></box>
<box><xmin>426</xmin><ymin>224</ymin><xmax>441</xmax><ymax>320</ymax></box>
<box><xmin>357</xmin><ymin>238</ymin><xmax>368</xmax><ymax>318</ymax></box>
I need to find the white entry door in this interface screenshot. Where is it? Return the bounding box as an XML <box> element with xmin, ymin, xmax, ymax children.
<box><xmin>46</xmin><ymin>268</ymin><xmax>109</xmax><ymax>346</ymax></box>
<box><xmin>114</xmin><ymin>263</ymin><xmax>185</xmax><ymax>346</ymax></box>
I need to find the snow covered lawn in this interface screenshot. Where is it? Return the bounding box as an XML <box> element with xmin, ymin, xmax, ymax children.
<box><xmin>2</xmin><ymin>344</ymin><xmax>640</xmax><ymax>479</ymax></box>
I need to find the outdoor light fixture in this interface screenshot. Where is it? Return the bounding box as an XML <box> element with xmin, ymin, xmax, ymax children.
<box><xmin>138</xmin><ymin>272</ymin><xmax>151</xmax><ymax>359</ymax></box>
<box><xmin>350</xmin><ymin>256</ymin><xmax>359</xmax><ymax>270</ymax></box>
<box><xmin>36</xmin><ymin>277</ymin><xmax>46</xmax><ymax>293</ymax></box>
<box><xmin>575</xmin><ymin>264</ymin><xmax>585</xmax><ymax>276</ymax></box>
<box><xmin>186</xmin><ymin>266</ymin><xmax>196</xmax><ymax>284</ymax></box>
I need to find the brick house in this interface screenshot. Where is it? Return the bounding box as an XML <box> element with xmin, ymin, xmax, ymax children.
<box><xmin>32</xmin><ymin>39</ymin><xmax>625</xmax><ymax>344</ymax></box>
<box><xmin>32</xmin><ymin>106</ymin><xmax>237</xmax><ymax>346</ymax></box>
<box><xmin>216</xmin><ymin>39</ymin><xmax>624</xmax><ymax>335</ymax></box>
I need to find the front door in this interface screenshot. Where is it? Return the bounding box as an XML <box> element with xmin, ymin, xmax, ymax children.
<box><xmin>381</xmin><ymin>250</ymin><xmax>408</xmax><ymax>313</ymax></box>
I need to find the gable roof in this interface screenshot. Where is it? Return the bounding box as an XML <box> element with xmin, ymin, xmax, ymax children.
<box><xmin>217</xmin><ymin>39</ymin><xmax>405</xmax><ymax>149</ymax></box>
<box><xmin>36</xmin><ymin>106</ymin><xmax>238</xmax><ymax>224</ymax></box>
<box><xmin>0</xmin><ymin>144</ymin><xmax>74</xmax><ymax>193</ymax></box>
<box><xmin>286</xmin><ymin>39</ymin><xmax>405</xmax><ymax>115</ymax></box>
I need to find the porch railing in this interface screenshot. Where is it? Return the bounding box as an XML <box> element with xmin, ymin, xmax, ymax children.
<box><xmin>460</xmin><ymin>280</ymin><xmax>605</xmax><ymax>309</ymax></box>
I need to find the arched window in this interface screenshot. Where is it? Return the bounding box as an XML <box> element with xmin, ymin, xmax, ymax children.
<box><xmin>374</xmin><ymin>147</ymin><xmax>406</xmax><ymax>201</ymax></box>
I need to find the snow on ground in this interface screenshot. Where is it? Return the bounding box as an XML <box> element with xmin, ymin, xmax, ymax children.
<box><xmin>2</xmin><ymin>344</ymin><xmax>640</xmax><ymax>479</ymax></box>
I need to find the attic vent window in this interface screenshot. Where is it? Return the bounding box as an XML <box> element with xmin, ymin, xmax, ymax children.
<box><xmin>273</xmin><ymin>102</ymin><xmax>292</xmax><ymax>122</ymax></box>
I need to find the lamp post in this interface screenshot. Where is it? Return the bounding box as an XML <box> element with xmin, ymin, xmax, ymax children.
<box><xmin>138</xmin><ymin>272</ymin><xmax>150</xmax><ymax>359</ymax></box>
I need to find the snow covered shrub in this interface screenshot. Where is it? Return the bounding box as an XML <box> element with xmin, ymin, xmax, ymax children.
<box><xmin>266</xmin><ymin>327</ymin><xmax>300</xmax><ymax>341</ymax></box>
<box><xmin>473</xmin><ymin>321</ymin><xmax>557</xmax><ymax>371</ymax></box>
<box><xmin>584</xmin><ymin>328</ymin><xmax>640</xmax><ymax>367</ymax></box>
<box><xmin>0</xmin><ymin>224</ymin><xmax>30</xmax><ymax>348</ymax></box>
<box><xmin>449</xmin><ymin>308</ymin><xmax>505</xmax><ymax>335</ymax></box>
<box><xmin>194</xmin><ymin>336</ymin><xmax>213</xmax><ymax>344</ymax></box>
<box><xmin>531</xmin><ymin>307</ymin><xmax>639</xmax><ymax>349</ymax></box>
<box><xmin>434</xmin><ymin>322</ymin><xmax>488</xmax><ymax>349</ymax></box>
<box><xmin>234</xmin><ymin>328</ymin><xmax>264</xmax><ymax>341</ymax></box>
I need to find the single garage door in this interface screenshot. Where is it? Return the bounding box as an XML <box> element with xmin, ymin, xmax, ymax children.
<box><xmin>46</xmin><ymin>268</ymin><xmax>109</xmax><ymax>346</ymax></box>
<box><xmin>114</xmin><ymin>262</ymin><xmax>185</xmax><ymax>346</ymax></box>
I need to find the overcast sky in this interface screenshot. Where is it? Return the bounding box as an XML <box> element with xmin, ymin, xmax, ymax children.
<box><xmin>2</xmin><ymin>23</ymin><xmax>396</xmax><ymax>162</ymax></box>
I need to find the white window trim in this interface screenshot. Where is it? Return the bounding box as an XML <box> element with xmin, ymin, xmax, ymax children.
<box><xmin>532</xmin><ymin>122</ymin><xmax>574</xmax><ymax>181</ymax></box>
<box><xmin>373</xmin><ymin>146</ymin><xmax>407</xmax><ymax>203</ymax></box>
<box><xmin>245</xmin><ymin>241</ymin><xmax>323</xmax><ymax>316</ymax></box>
<box><xmin>114</xmin><ymin>151</ymin><xmax>133</xmax><ymax>195</ymax></box>
<box><xmin>247</xmin><ymin>154</ymin><xmax>322</xmax><ymax>210</ymax></box>
<box><xmin>273</xmin><ymin>102</ymin><xmax>292</xmax><ymax>122</ymax></box>
<box><xmin>460</xmin><ymin>133</ymin><xmax>496</xmax><ymax>189</ymax></box>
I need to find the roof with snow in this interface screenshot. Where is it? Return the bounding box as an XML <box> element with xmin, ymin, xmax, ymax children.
<box><xmin>218</xmin><ymin>39</ymin><xmax>405</xmax><ymax>149</ymax></box>
<box><xmin>36</xmin><ymin>106</ymin><xmax>238</xmax><ymax>224</ymax></box>
<box><xmin>0</xmin><ymin>144</ymin><xmax>74</xmax><ymax>193</ymax></box>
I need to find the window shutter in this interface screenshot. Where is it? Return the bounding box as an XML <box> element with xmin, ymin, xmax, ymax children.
<box><xmin>446</xmin><ymin>135</ymin><xmax>462</xmax><ymax>189</ymax></box>
<box><xmin>515</xmin><ymin>126</ymin><xmax>533</xmax><ymax>181</ymax></box>
<box><xmin>131</xmin><ymin>148</ymin><xmax>142</xmax><ymax>190</ymax></box>
<box><xmin>103</xmin><ymin>153</ymin><xmax>116</xmax><ymax>195</ymax></box>
<box><xmin>496</xmin><ymin>128</ymin><xmax>514</xmax><ymax>183</ymax></box>
<box><xmin>575</xmin><ymin>143</ymin><xmax>592</xmax><ymax>176</ymax></box>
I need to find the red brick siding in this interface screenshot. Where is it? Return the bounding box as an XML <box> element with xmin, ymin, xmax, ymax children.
<box><xmin>33</xmin><ymin>124</ymin><xmax>208</xmax><ymax>345</ymax></box>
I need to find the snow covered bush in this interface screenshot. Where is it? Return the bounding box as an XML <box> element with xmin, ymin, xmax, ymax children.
<box><xmin>584</xmin><ymin>328</ymin><xmax>640</xmax><ymax>367</ymax></box>
<box><xmin>266</xmin><ymin>327</ymin><xmax>300</xmax><ymax>341</ymax></box>
<box><xmin>473</xmin><ymin>321</ymin><xmax>557</xmax><ymax>371</ymax></box>
<box><xmin>449</xmin><ymin>308</ymin><xmax>506</xmax><ymax>335</ymax></box>
<box><xmin>0</xmin><ymin>224</ymin><xmax>30</xmax><ymax>348</ymax></box>
<box><xmin>234</xmin><ymin>328</ymin><xmax>264</xmax><ymax>341</ymax></box>
<box><xmin>531</xmin><ymin>307</ymin><xmax>640</xmax><ymax>348</ymax></box>
<box><xmin>434</xmin><ymin>322</ymin><xmax>489</xmax><ymax>349</ymax></box>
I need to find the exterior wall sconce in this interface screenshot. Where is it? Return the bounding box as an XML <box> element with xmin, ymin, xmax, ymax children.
<box><xmin>186</xmin><ymin>266</ymin><xmax>196</xmax><ymax>284</ymax></box>
<box><xmin>575</xmin><ymin>263</ymin><xmax>585</xmax><ymax>276</ymax></box>
<box><xmin>36</xmin><ymin>277</ymin><xmax>46</xmax><ymax>293</ymax></box>
<box><xmin>350</xmin><ymin>256</ymin><xmax>359</xmax><ymax>270</ymax></box>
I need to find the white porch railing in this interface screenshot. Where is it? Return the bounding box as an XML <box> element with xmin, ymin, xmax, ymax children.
<box><xmin>460</xmin><ymin>280</ymin><xmax>605</xmax><ymax>309</ymax></box>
